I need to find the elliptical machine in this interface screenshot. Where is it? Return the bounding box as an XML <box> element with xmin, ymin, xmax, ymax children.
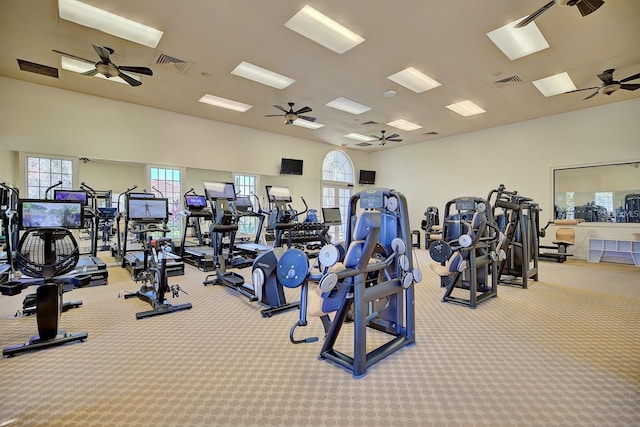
<box><xmin>202</xmin><ymin>181</ymin><xmax>257</xmax><ymax>301</ymax></box>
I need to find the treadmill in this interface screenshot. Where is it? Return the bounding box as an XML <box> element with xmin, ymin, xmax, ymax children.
<box><xmin>54</xmin><ymin>189</ymin><xmax>108</xmax><ymax>286</ymax></box>
<box><xmin>120</xmin><ymin>193</ymin><xmax>184</xmax><ymax>278</ymax></box>
<box><xmin>180</xmin><ymin>192</ymin><xmax>216</xmax><ymax>271</ymax></box>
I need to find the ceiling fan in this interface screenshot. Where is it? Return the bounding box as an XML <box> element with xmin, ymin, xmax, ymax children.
<box><xmin>52</xmin><ymin>44</ymin><xmax>153</xmax><ymax>87</ymax></box>
<box><xmin>265</xmin><ymin>102</ymin><xmax>316</xmax><ymax>125</ymax></box>
<box><xmin>565</xmin><ymin>69</ymin><xmax>640</xmax><ymax>100</ymax></box>
<box><xmin>373</xmin><ymin>130</ymin><xmax>403</xmax><ymax>146</ymax></box>
<box><xmin>515</xmin><ymin>0</ymin><xmax>604</xmax><ymax>28</ymax></box>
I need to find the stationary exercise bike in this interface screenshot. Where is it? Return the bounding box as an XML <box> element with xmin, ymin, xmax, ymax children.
<box><xmin>123</xmin><ymin>201</ymin><xmax>192</xmax><ymax>319</ymax></box>
<box><xmin>1</xmin><ymin>199</ymin><xmax>90</xmax><ymax>357</ymax></box>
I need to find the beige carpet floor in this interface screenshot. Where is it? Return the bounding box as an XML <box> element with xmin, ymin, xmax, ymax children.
<box><xmin>0</xmin><ymin>249</ymin><xmax>638</xmax><ymax>426</ymax></box>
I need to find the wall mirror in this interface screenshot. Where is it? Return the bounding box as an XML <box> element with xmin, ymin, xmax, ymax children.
<box><xmin>553</xmin><ymin>162</ymin><xmax>640</xmax><ymax>223</ymax></box>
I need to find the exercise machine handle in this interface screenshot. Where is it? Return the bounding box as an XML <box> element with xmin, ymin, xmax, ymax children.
<box><xmin>44</xmin><ymin>180</ymin><xmax>63</xmax><ymax>200</ymax></box>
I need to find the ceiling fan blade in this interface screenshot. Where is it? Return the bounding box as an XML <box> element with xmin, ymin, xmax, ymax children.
<box><xmin>81</xmin><ymin>69</ymin><xmax>98</xmax><ymax>76</ymax></box>
<box><xmin>297</xmin><ymin>115</ymin><xmax>316</xmax><ymax>122</ymax></box>
<box><xmin>515</xmin><ymin>0</ymin><xmax>555</xmax><ymax>28</ymax></box>
<box><xmin>52</xmin><ymin>49</ymin><xmax>94</xmax><ymax>64</ymax></box>
<box><xmin>265</xmin><ymin>114</ymin><xmax>285</xmax><ymax>117</ymax></box>
<box><xmin>620</xmin><ymin>72</ymin><xmax>640</xmax><ymax>83</ymax></box>
<box><xmin>576</xmin><ymin>0</ymin><xmax>605</xmax><ymax>17</ymax></box>
<box><xmin>118</xmin><ymin>71</ymin><xmax>142</xmax><ymax>86</ymax></box>
<box><xmin>119</xmin><ymin>66</ymin><xmax>153</xmax><ymax>76</ymax></box>
<box><xmin>597</xmin><ymin>69</ymin><xmax>615</xmax><ymax>84</ymax></box>
<box><xmin>388</xmin><ymin>138</ymin><xmax>403</xmax><ymax>142</ymax></box>
<box><xmin>565</xmin><ymin>86</ymin><xmax>599</xmax><ymax>94</ymax></box>
<box><xmin>294</xmin><ymin>106</ymin><xmax>312</xmax><ymax>115</ymax></box>
<box><xmin>386</xmin><ymin>133</ymin><xmax>400</xmax><ymax>139</ymax></box>
<box><xmin>619</xmin><ymin>84</ymin><xmax>640</xmax><ymax>91</ymax></box>
<box><xmin>583</xmin><ymin>90</ymin><xmax>600</xmax><ymax>100</ymax></box>
<box><xmin>93</xmin><ymin>44</ymin><xmax>112</xmax><ymax>63</ymax></box>
<box><xmin>273</xmin><ymin>105</ymin><xmax>289</xmax><ymax>113</ymax></box>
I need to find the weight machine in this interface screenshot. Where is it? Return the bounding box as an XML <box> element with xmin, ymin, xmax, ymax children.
<box><xmin>429</xmin><ymin>197</ymin><xmax>500</xmax><ymax>308</ymax></box>
<box><xmin>487</xmin><ymin>185</ymin><xmax>540</xmax><ymax>288</ymax></box>
<box><xmin>292</xmin><ymin>188</ymin><xmax>421</xmax><ymax>378</ymax></box>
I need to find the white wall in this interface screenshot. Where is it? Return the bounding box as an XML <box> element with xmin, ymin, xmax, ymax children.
<box><xmin>369</xmin><ymin>98</ymin><xmax>640</xmax><ymax>258</ymax></box>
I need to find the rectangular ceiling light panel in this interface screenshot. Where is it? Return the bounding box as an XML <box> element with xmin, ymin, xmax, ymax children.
<box><xmin>532</xmin><ymin>72</ymin><xmax>577</xmax><ymax>97</ymax></box>
<box><xmin>284</xmin><ymin>5</ymin><xmax>365</xmax><ymax>54</ymax></box>
<box><xmin>344</xmin><ymin>133</ymin><xmax>376</xmax><ymax>142</ymax></box>
<box><xmin>486</xmin><ymin>18</ymin><xmax>549</xmax><ymax>60</ymax></box>
<box><xmin>231</xmin><ymin>61</ymin><xmax>295</xmax><ymax>89</ymax></box>
<box><xmin>59</xmin><ymin>0</ymin><xmax>164</xmax><ymax>48</ymax></box>
<box><xmin>61</xmin><ymin>56</ymin><xmax>139</xmax><ymax>85</ymax></box>
<box><xmin>198</xmin><ymin>94</ymin><xmax>252</xmax><ymax>112</ymax></box>
<box><xmin>325</xmin><ymin>97</ymin><xmax>371</xmax><ymax>114</ymax></box>
<box><xmin>387</xmin><ymin>67</ymin><xmax>441</xmax><ymax>93</ymax></box>
<box><xmin>293</xmin><ymin>119</ymin><xmax>325</xmax><ymax>129</ymax></box>
<box><xmin>386</xmin><ymin>119</ymin><xmax>423</xmax><ymax>132</ymax></box>
<box><xmin>446</xmin><ymin>100</ymin><xmax>486</xmax><ymax>117</ymax></box>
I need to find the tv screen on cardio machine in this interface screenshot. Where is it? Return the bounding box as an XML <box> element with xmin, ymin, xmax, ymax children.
<box><xmin>203</xmin><ymin>181</ymin><xmax>236</xmax><ymax>200</ymax></box>
<box><xmin>233</xmin><ymin>196</ymin><xmax>253</xmax><ymax>212</ymax></box>
<box><xmin>266</xmin><ymin>185</ymin><xmax>292</xmax><ymax>203</ymax></box>
<box><xmin>18</xmin><ymin>199</ymin><xmax>85</xmax><ymax>229</ymax></box>
<box><xmin>127</xmin><ymin>197</ymin><xmax>168</xmax><ymax>221</ymax></box>
<box><xmin>185</xmin><ymin>194</ymin><xmax>207</xmax><ymax>210</ymax></box>
<box><xmin>54</xmin><ymin>189</ymin><xmax>88</xmax><ymax>206</ymax></box>
<box><xmin>322</xmin><ymin>207</ymin><xmax>342</xmax><ymax>225</ymax></box>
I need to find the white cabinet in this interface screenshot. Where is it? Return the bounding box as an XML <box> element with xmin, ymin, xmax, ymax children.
<box><xmin>588</xmin><ymin>239</ymin><xmax>640</xmax><ymax>267</ymax></box>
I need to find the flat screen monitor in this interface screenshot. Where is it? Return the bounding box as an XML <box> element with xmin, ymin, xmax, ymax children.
<box><xmin>185</xmin><ymin>194</ymin><xmax>207</xmax><ymax>210</ymax></box>
<box><xmin>358</xmin><ymin>170</ymin><xmax>376</xmax><ymax>185</ymax></box>
<box><xmin>266</xmin><ymin>185</ymin><xmax>292</xmax><ymax>202</ymax></box>
<box><xmin>280</xmin><ymin>158</ymin><xmax>303</xmax><ymax>176</ymax></box>
<box><xmin>127</xmin><ymin>197</ymin><xmax>168</xmax><ymax>221</ymax></box>
<box><xmin>128</xmin><ymin>192</ymin><xmax>155</xmax><ymax>199</ymax></box>
<box><xmin>203</xmin><ymin>181</ymin><xmax>236</xmax><ymax>200</ymax></box>
<box><xmin>234</xmin><ymin>196</ymin><xmax>253</xmax><ymax>212</ymax></box>
<box><xmin>54</xmin><ymin>189</ymin><xmax>88</xmax><ymax>206</ymax></box>
<box><xmin>18</xmin><ymin>199</ymin><xmax>84</xmax><ymax>229</ymax></box>
<box><xmin>322</xmin><ymin>207</ymin><xmax>342</xmax><ymax>225</ymax></box>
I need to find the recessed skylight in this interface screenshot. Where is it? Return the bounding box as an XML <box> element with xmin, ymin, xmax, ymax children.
<box><xmin>58</xmin><ymin>0</ymin><xmax>163</xmax><ymax>49</ymax></box>
<box><xmin>387</xmin><ymin>67</ymin><xmax>441</xmax><ymax>93</ymax></box>
<box><xmin>198</xmin><ymin>94</ymin><xmax>252</xmax><ymax>112</ymax></box>
<box><xmin>386</xmin><ymin>119</ymin><xmax>423</xmax><ymax>132</ymax></box>
<box><xmin>532</xmin><ymin>72</ymin><xmax>577</xmax><ymax>97</ymax></box>
<box><xmin>61</xmin><ymin>56</ymin><xmax>140</xmax><ymax>85</ymax></box>
<box><xmin>344</xmin><ymin>133</ymin><xmax>376</xmax><ymax>142</ymax></box>
<box><xmin>230</xmin><ymin>61</ymin><xmax>295</xmax><ymax>89</ymax></box>
<box><xmin>293</xmin><ymin>118</ymin><xmax>325</xmax><ymax>129</ymax></box>
<box><xmin>486</xmin><ymin>17</ymin><xmax>549</xmax><ymax>60</ymax></box>
<box><xmin>446</xmin><ymin>100</ymin><xmax>486</xmax><ymax>117</ymax></box>
<box><xmin>284</xmin><ymin>5</ymin><xmax>365</xmax><ymax>54</ymax></box>
<box><xmin>325</xmin><ymin>97</ymin><xmax>371</xmax><ymax>114</ymax></box>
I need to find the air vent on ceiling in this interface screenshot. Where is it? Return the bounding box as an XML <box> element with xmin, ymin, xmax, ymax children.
<box><xmin>355</xmin><ymin>142</ymin><xmax>373</xmax><ymax>147</ymax></box>
<box><xmin>360</xmin><ymin>121</ymin><xmax>379</xmax><ymax>126</ymax></box>
<box><xmin>493</xmin><ymin>75</ymin><xmax>523</xmax><ymax>87</ymax></box>
<box><xmin>154</xmin><ymin>53</ymin><xmax>191</xmax><ymax>74</ymax></box>
<box><xmin>17</xmin><ymin>59</ymin><xmax>58</xmax><ymax>78</ymax></box>
<box><xmin>423</xmin><ymin>131</ymin><xmax>439</xmax><ymax>136</ymax></box>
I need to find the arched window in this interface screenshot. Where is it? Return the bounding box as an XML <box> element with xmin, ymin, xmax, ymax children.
<box><xmin>322</xmin><ymin>150</ymin><xmax>354</xmax><ymax>242</ymax></box>
<box><xmin>322</xmin><ymin>150</ymin><xmax>354</xmax><ymax>183</ymax></box>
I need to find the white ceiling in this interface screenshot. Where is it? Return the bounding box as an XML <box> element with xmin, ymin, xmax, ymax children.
<box><xmin>1</xmin><ymin>0</ymin><xmax>639</xmax><ymax>152</ymax></box>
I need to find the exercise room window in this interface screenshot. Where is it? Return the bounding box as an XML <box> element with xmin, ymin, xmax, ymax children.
<box><xmin>234</xmin><ymin>174</ymin><xmax>257</xmax><ymax>236</ymax></box>
<box><xmin>322</xmin><ymin>150</ymin><xmax>354</xmax><ymax>242</ymax></box>
<box><xmin>25</xmin><ymin>155</ymin><xmax>73</xmax><ymax>198</ymax></box>
<box><xmin>150</xmin><ymin>166</ymin><xmax>182</xmax><ymax>237</ymax></box>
